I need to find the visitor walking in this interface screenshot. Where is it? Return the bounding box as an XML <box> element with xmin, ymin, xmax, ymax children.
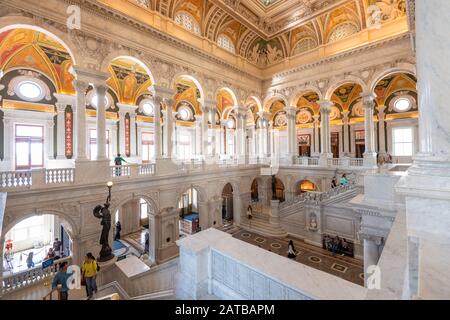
<box><xmin>340</xmin><ymin>173</ymin><xmax>349</xmax><ymax>186</ymax></box>
<box><xmin>26</xmin><ymin>252</ymin><xmax>35</xmax><ymax>269</ymax></box>
<box><xmin>331</xmin><ymin>177</ymin><xmax>338</xmax><ymax>188</ymax></box>
<box><xmin>51</xmin><ymin>261</ymin><xmax>73</xmax><ymax>300</ymax></box>
<box><xmin>247</xmin><ymin>205</ymin><xmax>253</xmax><ymax>220</ymax></box>
<box><xmin>82</xmin><ymin>252</ymin><xmax>99</xmax><ymax>299</ymax></box>
<box><xmin>287</xmin><ymin>240</ymin><xmax>297</xmax><ymax>259</ymax></box>
<box><xmin>114</xmin><ymin>221</ymin><xmax>122</xmax><ymax>241</ymax></box>
<box><xmin>53</xmin><ymin>238</ymin><xmax>62</xmax><ymax>257</ymax></box>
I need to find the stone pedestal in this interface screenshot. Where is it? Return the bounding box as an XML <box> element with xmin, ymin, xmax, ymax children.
<box><xmin>175</xmin><ymin>229</ymin><xmax>231</xmax><ymax>299</ymax></box>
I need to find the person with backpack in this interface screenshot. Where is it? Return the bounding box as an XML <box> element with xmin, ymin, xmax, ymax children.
<box><xmin>82</xmin><ymin>252</ymin><xmax>100</xmax><ymax>299</ymax></box>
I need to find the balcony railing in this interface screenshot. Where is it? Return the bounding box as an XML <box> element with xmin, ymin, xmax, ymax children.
<box><xmin>45</xmin><ymin>168</ymin><xmax>74</xmax><ymax>184</ymax></box>
<box><xmin>1</xmin><ymin>256</ymin><xmax>72</xmax><ymax>295</ymax></box>
<box><xmin>111</xmin><ymin>165</ymin><xmax>131</xmax><ymax>177</ymax></box>
<box><xmin>138</xmin><ymin>163</ymin><xmax>155</xmax><ymax>175</ymax></box>
<box><xmin>1</xmin><ymin>170</ymin><xmax>32</xmax><ymax>188</ymax></box>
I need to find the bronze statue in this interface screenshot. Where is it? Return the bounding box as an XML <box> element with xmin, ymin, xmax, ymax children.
<box><xmin>93</xmin><ymin>201</ymin><xmax>114</xmax><ymax>262</ymax></box>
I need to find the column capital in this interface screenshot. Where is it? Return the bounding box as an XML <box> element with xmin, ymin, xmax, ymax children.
<box><xmin>93</xmin><ymin>83</ymin><xmax>108</xmax><ymax>95</ymax></box>
<box><xmin>257</xmin><ymin>111</ymin><xmax>271</xmax><ymax>120</ymax></box>
<box><xmin>117</xmin><ymin>103</ymin><xmax>138</xmax><ymax>113</ymax></box>
<box><xmin>317</xmin><ymin>100</ymin><xmax>333</xmax><ymax>113</ymax></box>
<box><xmin>72</xmin><ymin>79</ymin><xmax>90</xmax><ymax>93</ymax></box>
<box><xmin>360</xmin><ymin>92</ymin><xmax>376</xmax><ymax>106</ymax></box>
<box><xmin>55</xmin><ymin>103</ymin><xmax>67</xmax><ymax>113</ymax></box>
<box><xmin>72</xmin><ymin>66</ymin><xmax>109</xmax><ymax>85</ymax></box>
<box><xmin>149</xmin><ymin>85</ymin><xmax>174</xmax><ymax>100</ymax></box>
<box><xmin>284</xmin><ymin>106</ymin><xmax>297</xmax><ymax>116</ymax></box>
<box><xmin>54</xmin><ymin>93</ymin><xmax>75</xmax><ymax>106</ymax></box>
<box><xmin>203</xmin><ymin>99</ymin><xmax>216</xmax><ymax>110</ymax></box>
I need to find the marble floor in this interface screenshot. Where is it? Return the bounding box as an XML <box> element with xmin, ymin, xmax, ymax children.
<box><xmin>232</xmin><ymin>229</ymin><xmax>364</xmax><ymax>286</ymax></box>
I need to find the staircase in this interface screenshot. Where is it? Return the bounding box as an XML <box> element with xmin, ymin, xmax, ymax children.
<box><xmin>220</xmin><ymin>224</ymin><xmax>240</xmax><ymax>235</ymax></box>
<box><xmin>239</xmin><ymin>215</ymin><xmax>287</xmax><ymax>238</ymax></box>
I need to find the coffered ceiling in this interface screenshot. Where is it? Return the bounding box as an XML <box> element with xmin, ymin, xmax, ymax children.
<box><xmin>118</xmin><ymin>0</ymin><xmax>410</xmax><ymax>68</ymax></box>
<box><xmin>211</xmin><ymin>0</ymin><xmax>351</xmax><ymax>38</ymax></box>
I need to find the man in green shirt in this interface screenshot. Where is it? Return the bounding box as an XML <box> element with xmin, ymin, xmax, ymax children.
<box><xmin>114</xmin><ymin>153</ymin><xmax>128</xmax><ymax>176</ymax></box>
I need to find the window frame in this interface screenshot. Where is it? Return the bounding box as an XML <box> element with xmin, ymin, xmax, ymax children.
<box><xmin>14</xmin><ymin>124</ymin><xmax>44</xmax><ymax>170</ymax></box>
<box><xmin>392</xmin><ymin>126</ymin><xmax>414</xmax><ymax>157</ymax></box>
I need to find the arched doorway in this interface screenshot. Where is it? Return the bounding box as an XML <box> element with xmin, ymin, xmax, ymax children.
<box><xmin>222</xmin><ymin>183</ymin><xmax>234</xmax><ymax>225</ymax></box>
<box><xmin>251</xmin><ymin>179</ymin><xmax>259</xmax><ymax>201</ymax></box>
<box><xmin>112</xmin><ymin>197</ymin><xmax>156</xmax><ymax>261</ymax></box>
<box><xmin>297</xmin><ymin>180</ymin><xmax>317</xmax><ymax>194</ymax></box>
<box><xmin>2</xmin><ymin>214</ymin><xmax>73</xmax><ymax>276</ymax></box>
<box><xmin>269</xmin><ymin>177</ymin><xmax>285</xmax><ymax>202</ymax></box>
<box><xmin>178</xmin><ymin>187</ymin><xmax>200</xmax><ymax>237</ymax></box>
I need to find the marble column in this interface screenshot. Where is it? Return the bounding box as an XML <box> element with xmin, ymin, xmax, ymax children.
<box><xmin>377</xmin><ymin>104</ymin><xmax>387</xmax><ymax>156</ymax></box>
<box><xmin>312</xmin><ymin>114</ymin><xmax>320</xmax><ymax>156</ymax></box>
<box><xmin>94</xmin><ymin>84</ymin><xmax>108</xmax><ymax>160</ymax></box>
<box><xmin>202</xmin><ymin>106</ymin><xmax>210</xmax><ymax>158</ymax></box>
<box><xmin>235</xmin><ymin>106</ymin><xmax>247</xmax><ymax>161</ymax></box>
<box><xmin>197</xmin><ymin>201</ymin><xmax>209</xmax><ymax>231</ymax></box>
<box><xmin>194</xmin><ymin>115</ymin><xmax>203</xmax><ymax>157</ymax></box>
<box><xmin>342</xmin><ymin>111</ymin><xmax>350</xmax><ymax>156</ymax></box>
<box><xmin>118</xmin><ymin>111</ymin><xmax>126</xmax><ymax>156</ymax></box>
<box><xmin>209</xmin><ymin>108</ymin><xmax>217</xmax><ymax>157</ymax></box>
<box><xmin>153</xmin><ymin>96</ymin><xmax>163</xmax><ymax>159</ymax></box>
<box><xmin>164</xmin><ymin>99</ymin><xmax>174</xmax><ymax>159</ymax></box>
<box><xmin>73</xmin><ymin>79</ymin><xmax>89</xmax><ymax>161</ymax></box>
<box><xmin>2</xmin><ymin>117</ymin><xmax>12</xmax><ymax>168</ymax></box>
<box><xmin>129</xmin><ymin>113</ymin><xmax>137</xmax><ymax>157</ymax></box>
<box><xmin>318</xmin><ymin>101</ymin><xmax>333</xmax><ymax>164</ymax></box>
<box><xmin>46</xmin><ymin>120</ymin><xmax>55</xmax><ymax>160</ymax></box>
<box><xmin>361</xmin><ymin>92</ymin><xmax>377</xmax><ymax>167</ymax></box>
<box><xmin>284</xmin><ymin>106</ymin><xmax>297</xmax><ymax>163</ymax></box>
<box><xmin>55</xmin><ymin>103</ymin><xmax>67</xmax><ymax>159</ymax></box>
<box><xmin>395</xmin><ymin>0</ymin><xmax>450</xmax><ymax>300</ymax></box>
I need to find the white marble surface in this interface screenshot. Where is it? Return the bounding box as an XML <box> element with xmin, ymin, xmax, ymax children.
<box><xmin>181</xmin><ymin>228</ymin><xmax>367</xmax><ymax>300</ymax></box>
<box><xmin>115</xmin><ymin>255</ymin><xmax>150</xmax><ymax>278</ymax></box>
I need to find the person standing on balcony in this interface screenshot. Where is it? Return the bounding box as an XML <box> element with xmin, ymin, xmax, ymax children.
<box><xmin>82</xmin><ymin>252</ymin><xmax>99</xmax><ymax>299</ymax></box>
<box><xmin>51</xmin><ymin>261</ymin><xmax>73</xmax><ymax>300</ymax></box>
<box><xmin>53</xmin><ymin>238</ymin><xmax>62</xmax><ymax>257</ymax></box>
<box><xmin>114</xmin><ymin>153</ymin><xmax>128</xmax><ymax>176</ymax></box>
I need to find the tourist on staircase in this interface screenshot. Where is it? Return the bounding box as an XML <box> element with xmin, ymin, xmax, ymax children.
<box><xmin>82</xmin><ymin>253</ymin><xmax>99</xmax><ymax>299</ymax></box>
<box><xmin>51</xmin><ymin>261</ymin><xmax>72</xmax><ymax>300</ymax></box>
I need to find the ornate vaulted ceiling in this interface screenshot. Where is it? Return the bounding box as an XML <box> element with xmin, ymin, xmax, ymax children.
<box><xmin>131</xmin><ymin>0</ymin><xmax>407</xmax><ymax>68</ymax></box>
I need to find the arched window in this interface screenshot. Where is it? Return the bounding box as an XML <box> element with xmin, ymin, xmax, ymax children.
<box><xmin>292</xmin><ymin>37</ymin><xmax>318</xmax><ymax>56</ymax></box>
<box><xmin>328</xmin><ymin>22</ymin><xmax>359</xmax><ymax>43</ymax></box>
<box><xmin>217</xmin><ymin>34</ymin><xmax>235</xmax><ymax>54</ymax></box>
<box><xmin>174</xmin><ymin>12</ymin><xmax>201</xmax><ymax>35</ymax></box>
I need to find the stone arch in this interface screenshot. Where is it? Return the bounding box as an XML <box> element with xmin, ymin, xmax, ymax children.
<box><xmin>291</xmin><ymin>177</ymin><xmax>322</xmax><ymax>194</ymax></box>
<box><xmin>2</xmin><ymin>208</ymin><xmax>79</xmax><ymax>238</ymax></box>
<box><xmin>215</xmin><ymin>87</ymin><xmax>238</xmax><ymax>106</ymax></box>
<box><xmin>100</xmin><ymin>55</ymin><xmax>156</xmax><ymax>85</ymax></box>
<box><xmin>0</xmin><ymin>20</ymin><xmax>81</xmax><ymax>65</ymax></box>
<box><xmin>263</xmin><ymin>93</ymin><xmax>288</xmax><ymax>112</ymax></box>
<box><xmin>289</xmin><ymin>86</ymin><xmax>323</xmax><ymax>107</ymax></box>
<box><xmin>246</xmin><ymin>96</ymin><xmax>263</xmax><ymax>112</ymax></box>
<box><xmin>175</xmin><ymin>184</ymin><xmax>208</xmax><ymax>207</ymax></box>
<box><xmin>369</xmin><ymin>67</ymin><xmax>417</xmax><ymax>93</ymax></box>
<box><xmin>171</xmin><ymin>73</ymin><xmax>205</xmax><ymax>105</ymax></box>
<box><xmin>325</xmin><ymin>76</ymin><xmax>368</xmax><ymax>100</ymax></box>
<box><xmin>110</xmin><ymin>192</ymin><xmax>159</xmax><ymax>219</ymax></box>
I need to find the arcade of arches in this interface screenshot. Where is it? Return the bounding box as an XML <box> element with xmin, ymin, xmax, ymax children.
<box><xmin>1</xmin><ymin>0</ymin><xmax>450</xmax><ymax>301</ymax></box>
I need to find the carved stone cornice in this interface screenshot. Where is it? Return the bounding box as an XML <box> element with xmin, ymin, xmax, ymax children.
<box><xmin>271</xmin><ymin>33</ymin><xmax>412</xmax><ymax>81</ymax></box>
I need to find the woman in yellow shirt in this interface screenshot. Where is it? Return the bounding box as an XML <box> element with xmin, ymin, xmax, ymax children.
<box><xmin>82</xmin><ymin>252</ymin><xmax>98</xmax><ymax>299</ymax></box>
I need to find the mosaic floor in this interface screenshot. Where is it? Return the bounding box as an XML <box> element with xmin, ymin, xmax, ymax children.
<box><xmin>232</xmin><ymin>229</ymin><xmax>364</xmax><ymax>286</ymax></box>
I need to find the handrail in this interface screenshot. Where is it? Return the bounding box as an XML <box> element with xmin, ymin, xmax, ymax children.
<box><xmin>95</xmin><ymin>293</ymin><xmax>120</xmax><ymax>300</ymax></box>
<box><xmin>43</xmin><ymin>287</ymin><xmax>61</xmax><ymax>300</ymax></box>
<box><xmin>2</xmin><ymin>256</ymin><xmax>72</xmax><ymax>295</ymax></box>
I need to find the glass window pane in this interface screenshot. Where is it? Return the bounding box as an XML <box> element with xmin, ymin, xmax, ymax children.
<box><xmin>30</xmin><ymin>143</ymin><xmax>43</xmax><ymax>166</ymax></box>
<box><xmin>90</xmin><ymin>144</ymin><xmax>97</xmax><ymax>160</ymax></box>
<box><xmin>16</xmin><ymin>125</ymin><xmax>43</xmax><ymax>138</ymax></box>
<box><xmin>142</xmin><ymin>145</ymin><xmax>149</xmax><ymax>161</ymax></box>
<box><xmin>16</xmin><ymin>142</ymin><xmax>29</xmax><ymax>166</ymax></box>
